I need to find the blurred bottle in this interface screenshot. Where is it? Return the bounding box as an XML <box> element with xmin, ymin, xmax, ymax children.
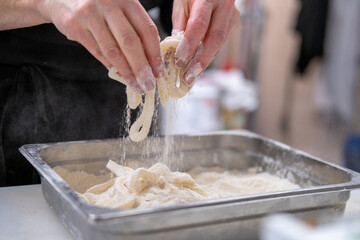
<box><xmin>343</xmin><ymin>133</ymin><xmax>360</xmax><ymax>172</ymax></box>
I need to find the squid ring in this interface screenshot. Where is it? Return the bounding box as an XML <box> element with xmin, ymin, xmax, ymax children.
<box><xmin>108</xmin><ymin>32</ymin><xmax>191</xmax><ymax>142</ymax></box>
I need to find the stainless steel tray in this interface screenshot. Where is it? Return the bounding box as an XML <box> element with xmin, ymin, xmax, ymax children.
<box><xmin>19</xmin><ymin>130</ymin><xmax>360</xmax><ymax>240</ymax></box>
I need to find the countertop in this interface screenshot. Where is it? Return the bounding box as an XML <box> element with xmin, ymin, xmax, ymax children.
<box><xmin>1</xmin><ymin>185</ymin><xmax>360</xmax><ymax>240</ymax></box>
<box><xmin>0</xmin><ymin>185</ymin><xmax>72</xmax><ymax>240</ymax></box>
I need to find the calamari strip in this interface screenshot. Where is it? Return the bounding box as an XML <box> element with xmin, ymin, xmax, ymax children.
<box><xmin>128</xmin><ymin>89</ymin><xmax>155</xmax><ymax>142</ymax></box>
<box><xmin>108</xmin><ymin>32</ymin><xmax>190</xmax><ymax>142</ymax></box>
<box><xmin>160</xmin><ymin>33</ymin><xmax>189</xmax><ymax>100</ymax></box>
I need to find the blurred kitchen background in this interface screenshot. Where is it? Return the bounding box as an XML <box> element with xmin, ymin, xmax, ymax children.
<box><xmin>157</xmin><ymin>0</ymin><xmax>360</xmax><ymax>171</ymax></box>
<box><xmin>156</xmin><ymin>0</ymin><xmax>360</xmax><ymax>171</ymax></box>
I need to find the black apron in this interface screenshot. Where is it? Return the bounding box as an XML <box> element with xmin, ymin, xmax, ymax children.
<box><xmin>0</xmin><ymin>1</ymin><xmax>172</xmax><ymax>186</ymax></box>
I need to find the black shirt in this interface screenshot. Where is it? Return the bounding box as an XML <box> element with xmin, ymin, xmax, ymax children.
<box><xmin>0</xmin><ymin>1</ymin><xmax>173</xmax><ymax>186</ymax></box>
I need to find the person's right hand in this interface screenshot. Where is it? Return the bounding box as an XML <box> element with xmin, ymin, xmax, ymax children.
<box><xmin>38</xmin><ymin>0</ymin><xmax>165</xmax><ymax>94</ymax></box>
<box><xmin>172</xmin><ymin>0</ymin><xmax>240</xmax><ymax>87</ymax></box>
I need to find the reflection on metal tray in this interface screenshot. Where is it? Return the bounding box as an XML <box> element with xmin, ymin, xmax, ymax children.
<box><xmin>19</xmin><ymin>130</ymin><xmax>360</xmax><ymax>240</ymax></box>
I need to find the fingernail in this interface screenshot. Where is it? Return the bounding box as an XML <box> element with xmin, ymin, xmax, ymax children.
<box><xmin>175</xmin><ymin>59</ymin><xmax>185</xmax><ymax>68</ymax></box>
<box><xmin>184</xmin><ymin>62</ymin><xmax>203</xmax><ymax>86</ymax></box>
<box><xmin>186</xmin><ymin>77</ymin><xmax>196</xmax><ymax>86</ymax></box>
<box><xmin>144</xmin><ymin>79</ymin><xmax>155</xmax><ymax>91</ymax></box>
<box><xmin>123</xmin><ymin>75</ymin><xmax>142</xmax><ymax>94</ymax></box>
<box><xmin>154</xmin><ymin>54</ymin><xmax>166</xmax><ymax>78</ymax></box>
<box><xmin>175</xmin><ymin>37</ymin><xmax>189</xmax><ymax>69</ymax></box>
<box><xmin>158</xmin><ymin>62</ymin><xmax>166</xmax><ymax>78</ymax></box>
<box><xmin>171</xmin><ymin>29</ymin><xmax>181</xmax><ymax>36</ymax></box>
<box><xmin>137</xmin><ymin>65</ymin><xmax>156</xmax><ymax>92</ymax></box>
<box><xmin>131</xmin><ymin>83</ymin><xmax>144</xmax><ymax>95</ymax></box>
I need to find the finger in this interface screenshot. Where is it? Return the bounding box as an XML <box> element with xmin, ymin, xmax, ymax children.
<box><xmin>228</xmin><ymin>6</ymin><xmax>240</xmax><ymax>35</ymax></box>
<box><xmin>174</xmin><ymin>0</ymin><xmax>214</xmax><ymax>69</ymax></box>
<box><xmin>172</xmin><ymin>0</ymin><xmax>189</xmax><ymax>34</ymax></box>
<box><xmin>104</xmin><ymin>8</ymin><xmax>155</xmax><ymax>92</ymax></box>
<box><xmin>76</xmin><ymin>30</ymin><xmax>111</xmax><ymax>69</ymax></box>
<box><xmin>63</xmin><ymin>18</ymin><xmax>113</xmax><ymax>71</ymax></box>
<box><xmin>87</xmin><ymin>16</ymin><xmax>144</xmax><ymax>94</ymax></box>
<box><xmin>183</xmin><ymin>2</ymin><xmax>234</xmax><ymax>86</ymax></box>
<box><xmin>109</xmin><ymin>50</ymin><xmax>144</xmax><ymax>95</ymax></box>
<box><xmin>112</xmin><ymin>48</ymin><xmax>144</xmax><ymax>95</ymax></box>
<box><xmin>123</xmin><ymin>2</ymin><xmax>165</xmax><ymax>79</ymax></box>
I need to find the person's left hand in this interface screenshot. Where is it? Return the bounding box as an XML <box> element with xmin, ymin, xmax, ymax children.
<box><xmin>172</xmin><ymin>0</ymin><xmax>240</xmax><ymax>86</ymax></box>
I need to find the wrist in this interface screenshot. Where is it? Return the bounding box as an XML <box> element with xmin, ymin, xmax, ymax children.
<box><xmin>0</xmin><ymin>0</ymin><xmax>50</xmax><ymax>30</ymax></box>
<box><xmin>31</xmin><ymin>0</ymin><xmax>51</xmax><ymax>24</ymax></box>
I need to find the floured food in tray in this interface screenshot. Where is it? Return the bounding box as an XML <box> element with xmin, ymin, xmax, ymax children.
<box><xmin>54</xmin><ymin>160</ymin><xmax>300</xmax><ymax>209</ymax></box>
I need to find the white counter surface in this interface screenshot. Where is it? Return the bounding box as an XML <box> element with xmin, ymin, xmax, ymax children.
<box><xmin>0</xmin><ymin>185</ymin><xmax>72</xmax><ymax>240</ymax></box>
<box><xmin>1</xmin><ymin>185</ymin><xmax>360</xmax><ymax>240</ymax></box>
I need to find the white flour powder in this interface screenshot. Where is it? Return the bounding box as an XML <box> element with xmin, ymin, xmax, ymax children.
<box><xmin>54</xmin><ymin>161</ymin><xmax>300</xmax><ymax>209</ymax></box>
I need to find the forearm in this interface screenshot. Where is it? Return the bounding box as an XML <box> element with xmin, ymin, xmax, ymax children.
<box><xmin>0</xmin><ymin>0</ymin><xmax>165</xmax><ymax>94</ymax></box>
<box><xmin>0</xmin><ymin>0</ymin><xmax>49</xmax><ymax>30</ymax></box>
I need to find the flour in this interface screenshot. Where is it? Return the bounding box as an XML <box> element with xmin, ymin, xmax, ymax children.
<box><xmin>189</xmin><ymin>166</ymin><xmax>300</xmax><ymax>199</ymax></box>
<box><xmin>53</xmin><ymin>166</ymin><xmax>110</xmax><ymax>194</ymax></box>
<box><xmin>54</xmin><ymin>160</ymin><xmax>300</xmax><ymax>209</ymax></box>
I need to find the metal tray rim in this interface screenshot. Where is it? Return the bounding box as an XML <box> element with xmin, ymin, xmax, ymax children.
<box><xmin>19</xmin><ymin>130</ymin><xmax>360</xmax><ymax>222</ymax></box>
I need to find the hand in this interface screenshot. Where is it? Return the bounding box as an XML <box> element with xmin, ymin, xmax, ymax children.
<box><xmin>38</xmin><ymin>0</ymin><xmax>165</xmax><ymax>94</ymax></box>
<box><xmin>172</xmin><ymin>0</ymin><xmax>240</xmax><ymax>86</ymax></box>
